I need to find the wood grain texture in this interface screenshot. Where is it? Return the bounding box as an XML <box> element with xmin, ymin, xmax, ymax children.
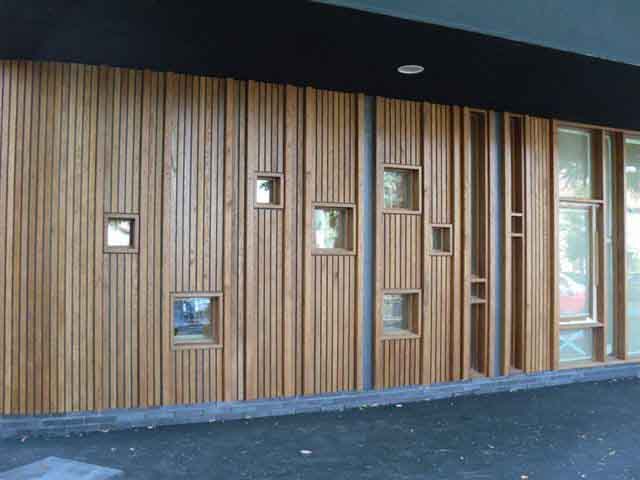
<box><xmin>374</xmin><ymin>98</ymin><xmax>464</xmax><ymax>388</ymax></box>
<box><xmin>524</xmin><ymin>116</ymin><xmax>554</xmax><ymax>372</ymax></box>
<box><xmin>303</xmin><ymin>89</ymin><xmax>363</xmax><ymax>395</ymax></box>
<box><xmin>0</xmin><ymin>59</ymin><xmax>570</xmax><ymax>416</ymax></box>
<box><xmin>375</xmin><ymin>98</ymin><xmax>423</xmax><ymax>388</ymax></box>
<box><xmin>245</xmin><ymin>81</ymin><xmax>303</xmax><ymax>400</ymax></box>
<box><xmin>424</xmin><ymin>103</ymin><xmax>463</xmax><ymax>385</ymax></box>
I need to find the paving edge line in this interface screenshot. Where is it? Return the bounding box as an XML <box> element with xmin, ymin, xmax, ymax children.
<box><xmin>2</xmin><ymin>362</ymin><xmax>640</xmax><ymax>439</ymax></box>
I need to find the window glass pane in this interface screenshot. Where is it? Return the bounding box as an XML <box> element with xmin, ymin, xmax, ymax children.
<box><xmin>625</xmin><ymin>138</ymin><xmax>640</xmax><ymax>209</ymax></box>
<box><xmin>173</xmin><ymin>297</ymin><xmax>214</xmax><ymax>343</ymax></box>
<box><xmin>432</xmin><ymin>227</ymin><xmax>450</xmax><ymax>253</ymax></box>
<box><xmin>558</xmin><ymin>128</ymin><xmax>592</xmax><ymax>198</ymax></box>
<box><xmin>383</xmin><ymin>294</ymin><xmax>410</xmax><ymax>334</ymax></box>
<box><xmin>605</xmin><ymin>135</ymin><xmax>615</xmax><ymax>355</ymax></box>
<box><xmin>559</xmin><ymin>207</ymin><xmax>593</xmax><ymax>321</ymax></box>
<box><xmin>107</xmin><ymin>219</ymin><xmax>133</xmax><ymax>247</ymax></box>
<box><xmin>470</xmin><ymin>113</ymin><xmax>486</xmax><ymax>276</ymax></box>
<box><xmin>256</xmin><ymin>178</ymin><xmax>276</xmax><ymax>204</ymax></box>
<box><xmin>625</xmin><ymin>138</ymin><xmax>640</xmax><ymax>354</ymax></box>
<box><xmin>559</xmin><ymin>328</ymin><xmax>593</xmax><ymax>363</ymax></box>
<box><xmin>627</xmin><ymin>212</ymin><xmax>640</xmax><ymax>354</ymax></box>
<box><xmin>313</xmin><ymin>208</ymin><xmax>349</xmax><ymax>249</ymax></box>
<box><xmin>383</xmin><ymin>169</ymin><xmax>415</xmax><ymax>209</ymax></box>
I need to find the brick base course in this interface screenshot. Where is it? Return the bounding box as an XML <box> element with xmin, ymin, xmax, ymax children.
<box><xmin>2</xmin><ymin>363</ymin><xmax>639</xmax><ymax>440</ymax></box>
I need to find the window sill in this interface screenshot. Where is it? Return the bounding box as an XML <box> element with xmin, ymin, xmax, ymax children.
<box><xmin>172</xmin><ymin>341</ymin><xmax>222</xmax><ymax>351</ymax></box>
<box><xmin>383</xmin><ymin>208</ymin><xmax>422</xmax><ymax>215</ymax></box>
<box><xmin>312</xmin><ymin>248</ymin><xmax>356</xmax><ymax>256</ymax></box>
<box><xmin>559</xmin><ymin>321</ymin><xmax>602</xmax><ymax>330</ymax></box>
<box><xmin>255</xmin><ymin>203</ymin><xmax>284</xmax><ymax>210</ymax></box>
<box><xmin>381</xmin><ymin>331</ymin><xmax>420</xmax><ymax>341</ymax></box>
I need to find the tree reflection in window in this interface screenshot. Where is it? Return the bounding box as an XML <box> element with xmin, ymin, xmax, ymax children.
<box><xmin>384</xmin><ymin>169</ymin><xmax>414</xmax><ymax>209</ymax></box>
<box><xmin>256</xmin><ymin>177</ymin><xmax>278</xmax><ymax>205</ymax></box>
<box><xmin>558</xmin><ymin>207</ymin><xmax>592</xmax><ymax>320</ymax></box>
<box><xmin>313</xmin><ymin>208</ymin><xmax>349</xmax><ymax>250</ymax></box>
<box><xmin>107</xmin><ymin>219</ymin><xmax>133</xmax><ymax>248</ymax></box>
<box><xmin>558</xmin><ymin>128</ymin><xmax>592</xmax><ymax>198</ymax></box>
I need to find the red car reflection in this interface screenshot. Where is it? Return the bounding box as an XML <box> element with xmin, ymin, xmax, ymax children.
<box><xmin>559</xmin><ymin>273</ymin><xmax>588</xmax><ymax>316</ymax></box>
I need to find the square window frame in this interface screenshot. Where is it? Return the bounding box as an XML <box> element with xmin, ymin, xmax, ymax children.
<box><xmin>171</xmin><ymin>292</ymin><xmax>223</xmax><ymax>350</ymax></box>
<box><xmin>382</xmin><ymin>164</ymin><xmax>422</xmax><ymax>214</ymax></box>
<box><xmin>104</xmin><ymin>213</ymin><xmax>139</xmax><ymax>254</ymax></box>
<box><xmin>431</xmin><ymin>224</ymin><xmax>453</xmax><ymax>256</ymax></box>
<box><xmin>381</xmin><ymin>289</ymin><xmax>422</xmax><ymax>340</ymax></box>
<box><xmin>311</xmin><ymin>203</ymin><xmax>357</xmax><ymax>256</ymax></box>
<box><xmin>255</xmin><ymin>172</ymin><xmax>284</xmax><ymax>209</ymax></box>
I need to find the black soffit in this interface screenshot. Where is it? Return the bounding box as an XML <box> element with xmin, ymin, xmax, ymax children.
<box><xmin>2</xmin><ymin>0</ymin><xmax>639</xmax><ymax>130</ymax></box>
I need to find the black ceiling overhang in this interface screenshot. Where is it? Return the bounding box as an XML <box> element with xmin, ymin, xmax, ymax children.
<box><xmin>2</xmin><ymin>0</ymin><xmax>640</xmax><ymax>130</ymax></box>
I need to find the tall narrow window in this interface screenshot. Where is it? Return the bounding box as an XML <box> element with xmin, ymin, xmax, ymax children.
<box><xmin>558</xmin><ymin>206</ymin><xmax>594</xmax><ymax>324</ymax></box>
<box><xmin>556</xmin><ymin>127</ymin><xmax>603</xmax><ymax>364</ymax></box>
<box><xmin>604</xmin><ymin>134</ymin><xmax>615</xmax><ymax>356</ymax></box>
<box><xmin>466</xmin><ymin>111</ymin><xmax>491</xmax><ymax>376</ymax></box>
<box><xmin>625</xmin><ymin>137</ymin><xmax>640</xmax><ymax>355</ymax></box>
<box><xmin>558</xmin><ymin>128</ymin><xmax>592</xmax><ymax>198</ymax></box>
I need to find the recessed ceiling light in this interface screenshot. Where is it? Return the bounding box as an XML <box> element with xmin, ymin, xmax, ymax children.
<box><xmin>398</xmin><ymin>64</ymin><xmax>424</xmax><ymax>75</ymax></box>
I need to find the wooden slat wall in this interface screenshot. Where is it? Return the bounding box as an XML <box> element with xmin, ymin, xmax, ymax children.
<box><xmin>0</xmin><ymin>61</ymin><xmax>166</xmax><ymax>414</ymax></box>
<box><xmin>523</xmin><ymin>116</ymin><xmax>553</xmax><ymax>372</ymax></box>
<box><xmin>245</xmin><ymin>81</ymin><xmax>303</xmax><ymax>399</ymax></box>
<box><xmin>0</xmin><ymin>60</ymin><xmax>558</xmax><ymax>416</ymax></box>
<box><xmin>162</xmin><ymin>73</ymin><xmax>236</xmax><ymax>404</ymax></box>
<box><xmin>375</xmin><ymin>98</ymin><xmax>423</xmax><ymax>388</ymax></box>
<box><xmin>424</xmin><ymin>103</ymin><xmax>463</xmax><ymax>384</ymax></box>
<box><xmin>303</xmin><ymin>88</ymin><xmax>364</xmax><ymax>395</ymax></box>
<box><xmin>374</xmin><ymin>98</ymin><xmax>463</xmax><ymax>388</ymax></box>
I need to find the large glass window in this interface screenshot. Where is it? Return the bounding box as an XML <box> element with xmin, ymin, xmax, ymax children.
<box><xmin>558</xmin><ymin>206</ymin><xmax>594</xmax><ymax>323</ymax></box>
<box><xmin>556</xmin><ymin>126</ymin><xmax>601</xmax><ymax>365</ymax></box>
<box><xmin>625</xmin><ymin>138</ymin><xmax>640</xmax><ymax>354</ymax></box>
<box><xmin>558</xmin><ymin>128</ymin><xmax>592</xmax><ymax>198</ymax></box>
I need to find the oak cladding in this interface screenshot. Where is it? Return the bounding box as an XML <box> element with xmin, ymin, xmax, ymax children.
<box><xmin>0</xmin><ymin>60</ymin><xmax>557</xmax><ymax>416</ymax></box>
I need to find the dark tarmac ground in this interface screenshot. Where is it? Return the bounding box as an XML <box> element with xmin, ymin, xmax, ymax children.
<box><xmin>2</xmin><ymin>378</ymin><xmax>640</xmax><ymax>479</ymax></box>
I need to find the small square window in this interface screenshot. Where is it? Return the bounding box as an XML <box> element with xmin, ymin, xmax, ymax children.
<box><xmin>383</xmin><ymin>166</ymin><xmax>420</xmax><ymax>211</ymax></box>
<box><xmin>255</xmin><ymin>174</ymin><xmax>282</xmax><ymax>208</ymax></box>
<box><xmin>105</xmin><ymin>214</ymin><xmax>138</xmax><ymax>253</ymax></box>
<box><xmin>431</xmin><ymin>225</ymin><xmax>452</xmax><ymax>255</ymax></box>
<box><xmin>172</xmin><ymin>294</ymin><xmax>221</xmax><ymax>347</ymax></box>
<box><xmin>383</xmin><ymin>292</ymin><xmax>420</xmax><ymax>337</ymax></box>
<box><xmin>511</xmin><ymin>214</ymin><xmax>523</xmax><ymax>235</ymax></box>
<box><xmin>313</xmin><ymin>206</ymin><xmax>354</xmax><ymax>253</ymax></box>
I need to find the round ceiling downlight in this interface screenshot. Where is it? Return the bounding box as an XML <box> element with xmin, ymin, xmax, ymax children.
<box><xmin>397</xmin><ymin>64</ymin><xmax>424</xmax><ymax>75</ymax></box>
